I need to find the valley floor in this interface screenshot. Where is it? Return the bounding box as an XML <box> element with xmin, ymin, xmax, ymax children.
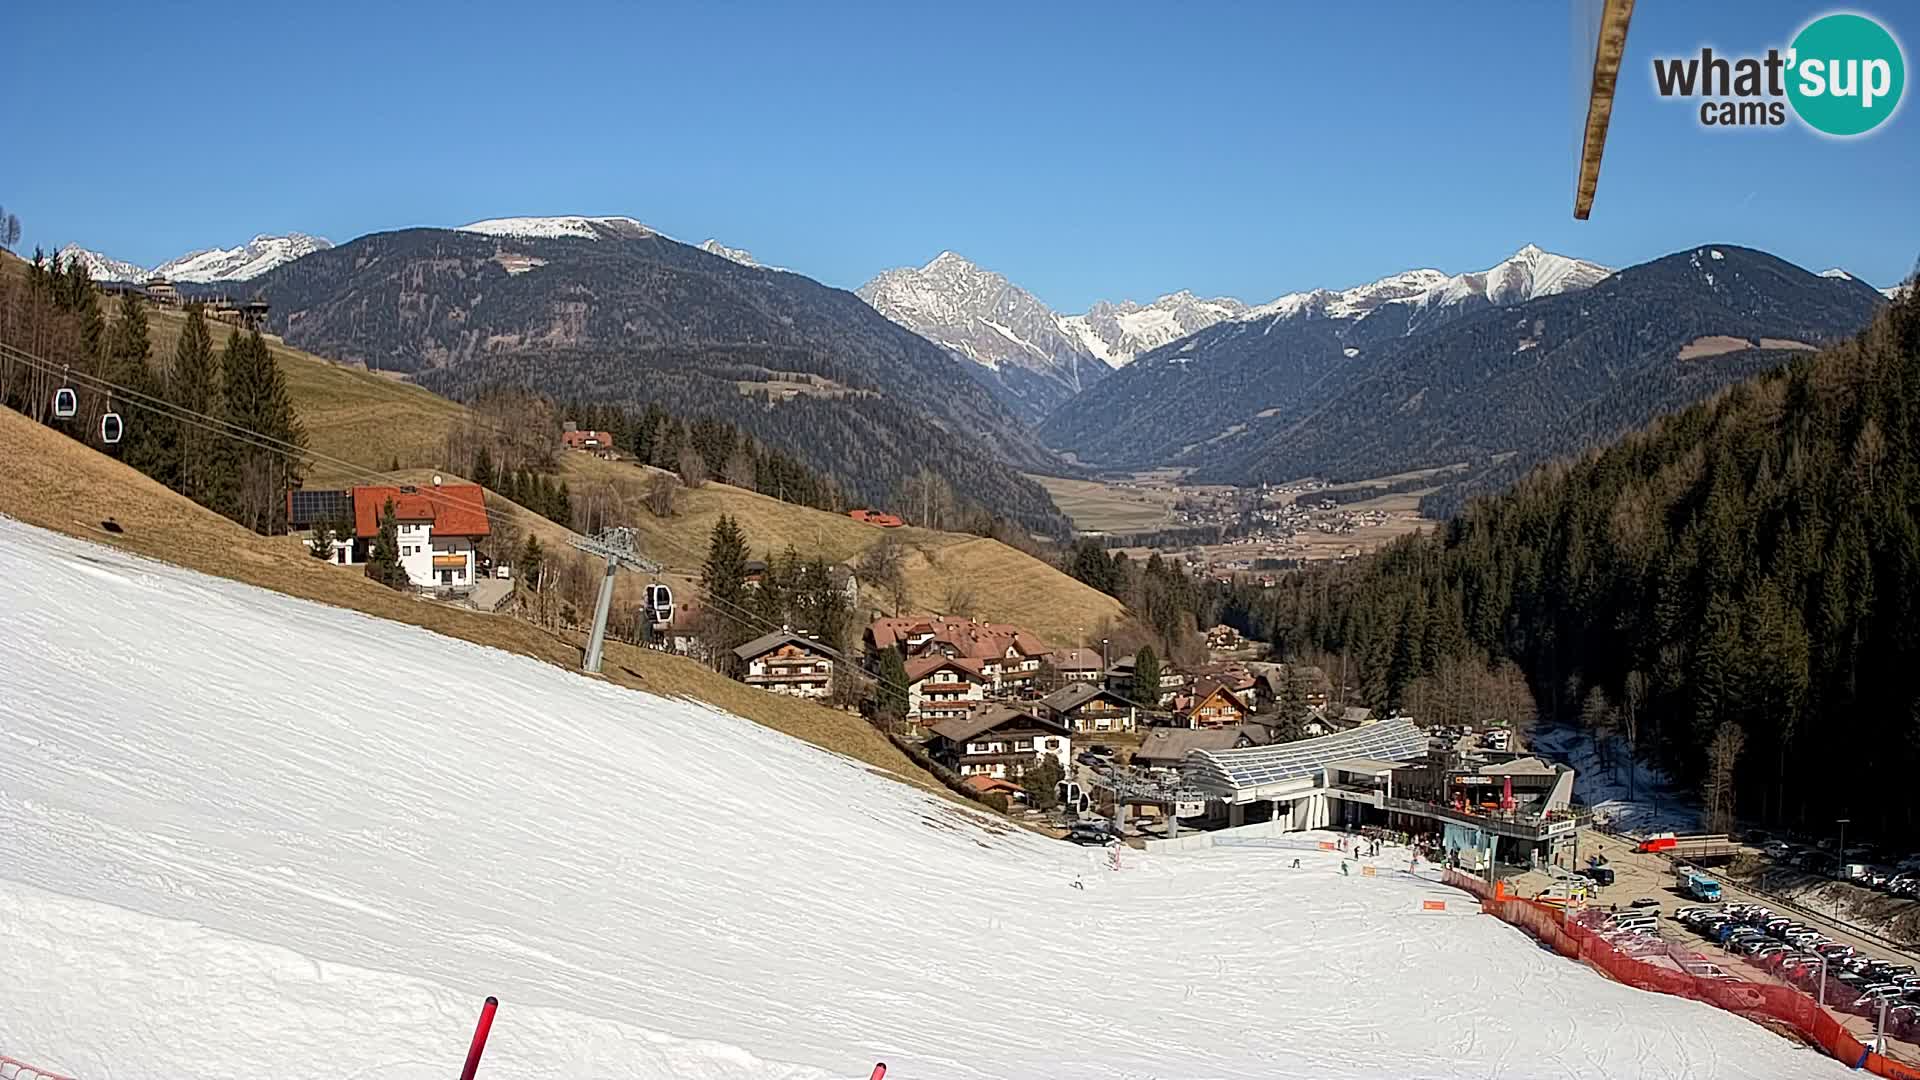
<box><xmin>0</xmin><ymin>516</ymin><xmax>1852</xmax><ymax>1079</ymax></box>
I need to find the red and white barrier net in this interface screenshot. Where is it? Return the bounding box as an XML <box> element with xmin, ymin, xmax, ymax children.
<box><xmin>1</xmin><ymin>1056</ymin><xmax>77</xmax><ymax>1080</ymax></box>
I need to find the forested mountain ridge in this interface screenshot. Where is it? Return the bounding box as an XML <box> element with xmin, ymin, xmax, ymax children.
<box><xmin>1043</xmin><ymin>245</ymin><xmax>1884</xmax><ymax>522</ymax></box>
<box><xmin>235</xmin><ymin>225</ymin><xmax>1075</xmax><ymax>536</ymax></box>
<box><xmin>1224</xmin><ymin>283</ymin><xmax>1920</xmax><ymax>837</ymax></box>
<box><xmin>1038</xmin><ymin>244</ymin><xmax>1611</xmax><ymax>469</ymax></box>
<box><xmin>1210</xmin><ymin>246</ymin><xmax>1888</xmax><ymax>503</ymax></box>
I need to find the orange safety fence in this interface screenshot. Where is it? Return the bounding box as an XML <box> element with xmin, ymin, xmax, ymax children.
<box><xmin>1435</xmin><ymin>870</ymin><xmax>1920</xmax><ymax>1080</ymax></box>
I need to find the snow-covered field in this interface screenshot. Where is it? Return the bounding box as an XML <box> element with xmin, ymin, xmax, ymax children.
<box><xmin>0</xmin><ymin>517</ymin><xmax>1851</xmax><ymax>1079</ymax></box>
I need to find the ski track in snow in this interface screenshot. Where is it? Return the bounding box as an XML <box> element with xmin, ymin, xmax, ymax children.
<box><xmin>0</xmin><ymin>516</ymin><xmax>1852</xmax><ymax>1079</ymax></box>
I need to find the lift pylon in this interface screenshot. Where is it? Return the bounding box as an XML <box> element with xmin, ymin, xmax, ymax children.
<box><xmin>568</xmin><ymin>526</ymin><xmax>665</xmax><ymax>674</ymax></box>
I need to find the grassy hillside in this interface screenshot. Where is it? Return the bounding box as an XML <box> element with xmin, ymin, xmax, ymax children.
<box><xmin>556</xmin><ymin>453</ymin><xmax>1130</xmax><ymax>642</ymax></box>
<box><xmin>139</xmin><ymin>305</ymin><xmax>467</xmax><ymax>486</ymax></box>
<box><xmin>32</xmin><ymin>266</ymin><xmax>1131</xmax><ymax>645</ymax></box>
<box><xmin>155</xmin><ymin>307</ymin><xmax>1125</xmax><ymax>644</ymax></box>
<box><xmin>0</xmin><ymin>405</ymin><xmax>946</xmax><ymax>796</ymax></box>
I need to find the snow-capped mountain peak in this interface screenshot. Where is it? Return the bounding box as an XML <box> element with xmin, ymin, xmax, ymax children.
<box><xmin>1062</xmin><ymin>290</ymin><xmax>1250</xmax><ymax>367</ymax></box>
<box><xmin>456</xmin><ymin>215</ymin><xmax>653</xmax><ymax>241</ymax></box>
<box><xmin>1230</xmin><ymin>246</ymin><xmax>1609</xmax><ymax>337</ymax></box>
<box><xmin>1820</xmin><ymin>267</ymin><xmax>1854</xmax><ymax>281</ymax></box>
<box><xmin>53</xmin><ymin>234</ymin><xmax>331</xmax><ymax>284</ymax></box>
<box><xmin>54</xmin><ymin>244</ymin><xmax>149</xmax><ymax>284</ymax></box>
<box><xmin>698</xmin><ymin>239</ymin><xmax>760</xmax><ymax>267</ymax></box>
<box><xmin>153</xmin><ymin>233</ymin><xmax>333</xmax><ymax>283</ymax></box>
<box><xmin>856</xmin><ymin>251</ymin><xmax>1112</xmax><ymax>421</ymax></box>
<box><xmin>1418</xmin><ymin>244</ymin><xmax>1612</xmax><ymax>310</ymax></box>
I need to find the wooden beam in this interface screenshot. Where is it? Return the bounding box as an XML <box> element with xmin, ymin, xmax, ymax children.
<box><xmin>1574</xmin><ymin>0</ymin><xmax>1637</xmax><ymax>220</ymax></box>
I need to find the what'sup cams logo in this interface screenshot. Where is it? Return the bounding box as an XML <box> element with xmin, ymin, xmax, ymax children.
<box><xmin>1652</xmin><ymin>12</ymin><xmax>1905</xmax><ymax>135</ymax></box>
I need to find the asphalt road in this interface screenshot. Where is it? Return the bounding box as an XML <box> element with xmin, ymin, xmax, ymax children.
<box><xmin>1512</xmin><ymin>828</ymin><xmax>1920</xmax><ymax>1061</ymax></box>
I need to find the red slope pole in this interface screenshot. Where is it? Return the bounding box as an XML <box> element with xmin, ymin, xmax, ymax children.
<box><xmin>869</xmin><ymin>1065</ymin><xmax>887</xmax><ymax>1080</ymax></box>
<box><xmin>458</xmin><ymin>996</ymin><xmax>499</xmax><ymax>1080</ymax></box>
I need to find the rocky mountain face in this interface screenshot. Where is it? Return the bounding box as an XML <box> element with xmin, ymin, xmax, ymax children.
<box><xmin>239</xmin><ymin>221</ymin><xmax>1075</xmax><ymax>535</ymax></box>
<box><xmin>856</xmin><ymin>252</ymin><xmax>1112</xmax><ymax>424</ymax></box>
<box><xmin>1058</xmin><ymin>291</ymin><xmax>1248</xmax><ymax>368</ymax></box>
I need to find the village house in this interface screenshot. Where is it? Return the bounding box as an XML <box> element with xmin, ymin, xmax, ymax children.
<box><xmin>560</xmin><ymin>425</ymin><xmax>617</xmax><ymax>458</ymax></box>
<box><xmin>847</xmin><ymin>509</ymin><xmax>905</xmax><ymax>528</ymax></box>
<box><xmin>867</xmin><ymin>615</ymin><xmax>1051</xmax><ymax>695</ymax></box>
<box><xmin>923</xmin><ymin>704</ymin><xmax>1072</xmax><ymax>781</ymax></box>
<box><xmin>1132</xmin><ymin>725</ymin><xmax>1270</xmax><ymax>770</ymax></box>
<box><xmin>1048</xmin><ymin>647</ymin><xmax>1105</xmax><ymax>684</ymax></box>
<box><xmin>732</xmin><ymin>630</ymin><xmax>836</xmax><ymax>699</ymax></box>
<box><xmin>144</xmin><ymin>275</ymin><xmax>179</xmax><ymax>306</ymax></box>
<box><xmin>905</xmin><ymin>656</ymin><xmax>989</xmax><ymax>726</ymax></box>
<box><xmin>1300</xmin><ymin>704</ymin><xmax>1374</xmax><ymax>739</ymax></box>
<box><xmin>1035</xmin><ymin>682</ymin><xmax>1139</xmax><ymax>736</ymax></box>
<box><xmin>1255</xmin><ymin>664</ymin><xmax>1333</xmax><ymax>713</ymax></box>
<box><xmin>1179</xmin><ymin>679</ymin><xmax>1252</xmax><ymax>731</ymax></box>
<box><xmin>292</xmin><ymin>482</ymin><xmax>492</xmax><ymax>590</ymax></box>
<box><xmin>1205</xmin><ymin>624</ymin><xmax>1243</xmax><ymax>651</ymax></box>
<box><xmin>1104</xmin><ymin>656</ymin><xmax>1192</xmax><ymax>707</ymax></box>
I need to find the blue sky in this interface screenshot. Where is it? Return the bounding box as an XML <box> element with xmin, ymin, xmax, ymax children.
<box><xmin>7</xmin><ymin>1</ymin><xmax>1915</xmax><ymax>310</ymax></box>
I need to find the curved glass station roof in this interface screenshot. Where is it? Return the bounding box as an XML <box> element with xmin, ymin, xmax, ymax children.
<box><xmin>1184</xmin><ymin>716</ymin><xmax>1427</xmax><ymax>794</ymax></box>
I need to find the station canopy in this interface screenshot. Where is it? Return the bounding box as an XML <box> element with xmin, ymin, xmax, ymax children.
<box><xmin>1184</xmin><ymin>716</ymin><xmax>1427</xmax><ymax>797</ymax></box>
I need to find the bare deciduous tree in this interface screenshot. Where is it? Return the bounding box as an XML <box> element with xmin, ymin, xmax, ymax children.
<box><xmin>1704</xmin><ymin>721</ymin><xmax>1747</xmax><ymax>834</ymax></box>
<box><xmin>941</xmin><ymin>581</ymin><xmax>976</xmax><ymax>616</ymax></box>
<box><xmin>677</xmin><ymin>446</ymin><xmax>708</xmax><ymax>489</ymax></box>
<box><xmin>855</xmin><ymin>537</ymin><xmax>910</xmax><ymax>614</ymax></box>
<box><xmin>646</xmin><ymin>472</ymin><xmax>680</xmax><ymax>517</ymax></box>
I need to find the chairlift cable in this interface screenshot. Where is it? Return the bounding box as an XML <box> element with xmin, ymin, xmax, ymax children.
<box><xmin>3</xmin><ymin>340</ymin><xmax>925</xmax><ymax>700</ymax></box>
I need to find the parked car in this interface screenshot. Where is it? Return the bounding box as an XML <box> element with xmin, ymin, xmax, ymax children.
<box><xmin>1628</xmin><ymin>897</ymin><xmax>1660</xmax><ymax>910</ymax></box>
<box><xmin>1888</xmin><ymin>1004</ymin><xmax>1920</xmax><ymax>1039</ymax></box>
<box><xmin>1764</xmin><ymin>840</ymin><xmax>1794</xmax><ymax>858</ymax></box>
<box><xmin>1065</xmin><ymin>822</ymin><xmax>1115</xmax><ymax>846</ymax></box>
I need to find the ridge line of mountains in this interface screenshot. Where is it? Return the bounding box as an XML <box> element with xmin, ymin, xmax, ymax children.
<box><xmin>51</xmin><ymin>216</ymin><xmax>1910</xmax><ymax>527</ymax></box>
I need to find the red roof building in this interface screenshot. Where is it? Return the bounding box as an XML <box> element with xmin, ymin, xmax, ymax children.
<box><xmin>562</xmin><ymin>429</ymin><xmax>617</xmax><ymax>456</ymax></box>
<box><xmin>348</xmin><ymin>483</ymin><xmax>491</xmax><ymax>590</ymax></box>
<box><xmin>350</xmin><ymin>484</ymin><xmax>491</xmax><ymax>539</ymax></box>
<box><xmin>847</xmin><ymin>509</ymin><xmax>905</xmax><ymax>527</ymax></box>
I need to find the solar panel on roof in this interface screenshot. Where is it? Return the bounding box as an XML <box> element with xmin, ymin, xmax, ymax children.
<box><xmin>289</xmin><ymin>490</ymin><xmax>352</xmax><ymax>529</ymax></box>
<box><xmin>1184</xmin><ymin>717</ymin><xmax>1427</xmax><ymax>792</ymax></box>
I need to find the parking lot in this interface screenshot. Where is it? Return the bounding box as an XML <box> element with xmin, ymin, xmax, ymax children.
<box><xmin>1514</xmin><ymin>829</ymin><xmax>1920</xmax><ymax>1061</ymax></box>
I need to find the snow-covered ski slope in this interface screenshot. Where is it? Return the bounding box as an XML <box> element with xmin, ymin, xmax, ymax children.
<box><xmin>0</xmin><ymin>516</ymin><xmax>1849</xmax><ymax>1080</ymax></box>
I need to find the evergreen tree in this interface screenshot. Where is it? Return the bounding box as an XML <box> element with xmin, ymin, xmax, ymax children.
<box><xmin>1133</xmin><ymin>645</ymin><xmax>1162</xmax><ymax>706</ymax></box>
<box><xmin>169</xmin><ymin>304</ymin><xmax>224</xmax><ymax>506</ymax></box>
<box><xmin>220</xmin><ymin>329</ymin><xmax>306</xmax><ymax>534</ymax></box>
<box><xmin>520</xmin><ymin>534</ymin><xmax>546</xmax><ymax>583</ymax></box>
<box><xmin>700</xmin><ymin>514</ymin><xmax>753</xmax><ymax>653</ymax></box>
<box><xmin>308</xmin><ymin>517</ymin><xmax>335</xmax><ymax>559</ymax></box>
<box><xmin>1020</xmin><ymin>754</ymin><xmax>1065</xmax><ymax>809</ymax></box>
<box><xmin>365</xmin><ymin>500</ymin><xmax>409</xmax><ymax>589</ymax></box>
<box><xmin>874</xmin><ymin>646</ymin><xmax>910</xmax><ymax>723</ymax></box>
<box><xmin>104</xmin><ymin>291</ymin><xmax>178</xmax><ymax>482</ymax></box>
<box><xmin>472</xmin><ymin>445</ymin><xmax>496</xmax><ymax>490</ymax></box>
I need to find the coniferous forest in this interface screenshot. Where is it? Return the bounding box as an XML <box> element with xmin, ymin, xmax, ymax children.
<box><xmin>1217</xmin><ymin>287</ymin><xmax>1920</xmax><ymax>839</ymax></box>
<box><xmin>0</xmin><ymin>250</ymin><xmax>307</xmax><ymax>534</ymax></box>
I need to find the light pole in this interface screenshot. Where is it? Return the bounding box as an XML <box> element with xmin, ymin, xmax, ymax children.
<box><xmin>1837</xmin><ymin>817</ymin><xmax>1851</xmax><ymax>881</ymax></box>
<box><xmin>1877</xmin><ymin>994</ymin><xmax>1890</xmax><ymax>1055</ymax></box>
<box><xmin>1816</xmin><ymin>954</ymin><xmax>1828</xmax><ymax>1009</ymax></box>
